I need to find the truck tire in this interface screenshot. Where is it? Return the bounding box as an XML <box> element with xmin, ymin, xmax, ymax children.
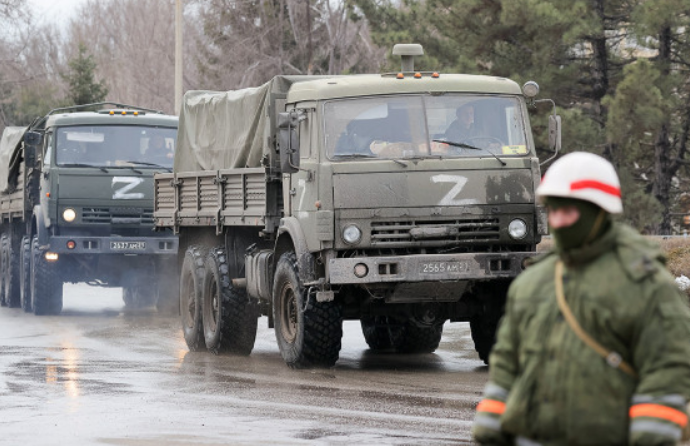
<box><xmin>396</xmin><ymin>321</ymin><xmax>444</xmax><ymax>354</ymax></box>
<box><xmin>202</xmin><ymin>246</ymin><xmax>257</xmax><ymax>355</ymax></box>
<box><xmin>0</xmin><ymin>234</ymin><xmax>7</xmax><ymax>307</ymax></box>
<box><xmin>360</xmin><ymin>316</ymin><xmax>404</xmax><ymax>351</ymax></box>
<box><xmin>31</xmin><ymin>235</ymin><xmax>63</xmax><ymax>316</ymax></box>
<box><xmin>469</xmin><ymin>281</ymin><xmax>510</xmax><ymax>364</ymax></box>
<box><xmin>470</xmin><ymin>316</ymin><xmax>496</xmax><ymax>364</ymax></box>
<box><xmin>273</xmin><ymin>251</ymin><xmax>342</xmax><ymax>368</ymax></box>
<box><xmin>20</xmin><ymin>236</ymin><xmax>32</xmax><ymax>312</ymax></box>
<box><xmin>180</xmin><ymin>245</ymin><xmax>205</xmax><ymax>351</ymax></box>
<box><xmin>3</xmin><ymin>232</ymin><xmax>21</xmax><ymax>308</ymax></box>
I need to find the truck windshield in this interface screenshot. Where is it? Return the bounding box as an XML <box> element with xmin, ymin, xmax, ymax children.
<box><xmin>325</xmin><ymin>94</ymin><xmax>528</xmax><ymax>160</ymax></box>
<box><xmin>55</xmin><ymin>125</ymin><xmax>177</xmax><ymax>168</ymax></box>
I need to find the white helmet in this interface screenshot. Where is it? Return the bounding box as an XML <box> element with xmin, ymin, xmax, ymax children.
<box><xmin>536</xmin><ymin>152</ymin><xmax>623</xmax><ymax>214</ymax></box>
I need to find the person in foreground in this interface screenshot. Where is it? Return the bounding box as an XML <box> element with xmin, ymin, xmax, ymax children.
<box><xmin>472</xmin><ymin>151</ymin><xmax>690</xmax><ymax>446</ymax></box>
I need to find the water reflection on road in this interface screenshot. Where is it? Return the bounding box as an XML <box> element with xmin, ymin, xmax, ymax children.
<box><xmin>0</xmin><ymin>283</ymin><xmax>487</xmax><ymax>445</ymax></box>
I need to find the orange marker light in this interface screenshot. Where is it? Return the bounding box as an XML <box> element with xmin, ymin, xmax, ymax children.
<box><xmin>396</xmin><ymin>73</ymin><xmax>404</xmax><ymax>79</ymax></box>
<box><xmin>46</xmin><ymin>192</ymin><xmax>50</xmax><ymax>197</ymax></box>
<box><xmin>432</xmin><ymin>72</ymin><xmax>440</xmax><ymax>78</ymax></box>
<box><xmin>109</xmin><ymin>111</ymin><xmax>115</xmax><ymax>115</ymax></box>
<box><xmin>121</xmin><ymin>111</ymin><xmax>126</xmax><ymax>115</ymax></box>
<box><xmin>414</xmin><ymin>72</ymin><xmax>422</xmax><ymax>78</ymax></box>
<box><xmin>133</xmin><ymin>111</ymin><xmax>138</xmax><ymax>116</ymax></box>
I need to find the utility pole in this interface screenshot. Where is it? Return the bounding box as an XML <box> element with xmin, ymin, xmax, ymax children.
<box><xmin>175</xmin><ymin>0</ymin><xmax>183</xmax><ymax>115</ymax></box>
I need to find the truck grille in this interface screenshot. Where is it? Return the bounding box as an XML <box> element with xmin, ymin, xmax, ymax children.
<box><xmin>82</xmin><ymin>207</ymin><xmax>154</xmax><ymax>225</ymax></box>
<box><xmin>371</xmin><ymin>217</ymin><xmax>500</xmax><ymax>246</ymax></box>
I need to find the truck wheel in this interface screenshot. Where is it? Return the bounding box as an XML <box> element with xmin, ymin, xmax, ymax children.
<box><xmin>31</xmin><ymin>235</ymin><xmax>63</xmax><ymax>316</ymax></box>
<box><xmin>396</xmin><ymin>321</ymin><xmax>444</xmax><ymax>354</ymax></box>
<box><xmin>180</xmin><ymin>245</ymin><xmax>205</xmax><ymax>351</ymax></box>
<box><xmin>20</xmin><ymin>236</ymin><xmax>32</xmax><ymax>312</ymax></box>
<box><xmin>0</xmin><ymin>234</ymin><xmax>7</xmax><ymax>307</ymax></box>
<box><xmin>360</xmin><ymin>316</ymin><xmax>404</xmax><ymax>351</ymax></box>
<box><xmin>469</xmin><ymin>281</ymin><xmax>510</xmax><ymax>364</ymax></box>
<box><xmin>273</xmin><ymin>251</ymin><xmax>342</xmax><ymax>368</ymax></box>
<box><xmin>4</xmin><ymin>233</ymin><xmax>21</xmax><ymax>308</ymax></box>
<box><xmin>202</xmin><ymin>246</ymin><xmax>257</xmax><ymax>355</ymax></box>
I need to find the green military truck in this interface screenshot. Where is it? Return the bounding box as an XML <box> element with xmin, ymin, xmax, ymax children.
<box><xmin>0</xmin><ymin>103</ymin><xmax>179</xmax><ymax>315</ymax></box>
<box><xmin>154</xmin><ymin>45</ymin><xmax>558</xmax><ymax>367</ymax></box>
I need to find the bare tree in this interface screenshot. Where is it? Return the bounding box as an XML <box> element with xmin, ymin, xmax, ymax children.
<box><xmin>65</xmin><ymin>0</ymin><xmax>200</xmax><ymax>114</ymax></box>
<box><xmin>194</xmin><ymin>0</ymin><xmax>384</xmax><ymax>90</ymax></box>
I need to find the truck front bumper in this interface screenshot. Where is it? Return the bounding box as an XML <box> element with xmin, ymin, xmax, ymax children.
<box><xmin>328</xmin><ymin>251</ymin><xmax>535</xmax><ymax>285</ymax></box>
<box><xmin>47</xmin><ymin>236</ymin><xmax>178</xmax><ymax>255</ymax></box>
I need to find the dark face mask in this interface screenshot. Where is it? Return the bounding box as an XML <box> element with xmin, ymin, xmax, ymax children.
<box><xmin>546</xmin><ymin>198</ymin><xmax>609</xmax><ymax>251</ymax></box>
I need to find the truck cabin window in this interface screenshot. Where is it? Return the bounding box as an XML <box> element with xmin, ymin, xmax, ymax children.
<box><xmin>325</xmin><ymin>95</ymin><xmax>528</xmax><ymax>160</ymax></box>
<box><xmin>55</xmin><ymin>126</ymin><xmax>177</xmax><ymax>168</ymax></box>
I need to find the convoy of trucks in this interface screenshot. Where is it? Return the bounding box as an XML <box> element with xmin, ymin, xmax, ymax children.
<box><xmin>0</xmin><ymin>103</ymin><xmax>179</xmax><ymax>315</ymax></box>
<box><xmin>153</xmin><ymin>45</ymin><xmax>558</xmax><ymax>367</ymax></box>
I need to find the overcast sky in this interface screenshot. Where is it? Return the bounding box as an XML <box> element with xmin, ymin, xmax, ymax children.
<box><xmin>29</xmin><ymin>0</ymin><xmax>89</xmax><ymax>26</ymax></box>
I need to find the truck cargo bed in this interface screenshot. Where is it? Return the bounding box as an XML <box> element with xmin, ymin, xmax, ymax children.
<box><xmin>154</xmin><ymin>169</ymin><xmax>272</xmax><ymax>232</ymax></box>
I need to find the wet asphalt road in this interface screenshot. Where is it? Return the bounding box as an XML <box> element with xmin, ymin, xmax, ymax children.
<box><xmin>0</xmin><ymin>284</ymin><xmax>487</xmax><ymax>445</ymax></box>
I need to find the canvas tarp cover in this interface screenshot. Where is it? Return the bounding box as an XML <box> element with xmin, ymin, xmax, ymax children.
<box><xmin>175</xmin><ymin>76</ymin><xmax>321</xmax><ymax>172</ymax></box>
<box><xmin>0</xmin><ymin>126</ymin><xmax>27</xmax><ymax>193</ymax></box>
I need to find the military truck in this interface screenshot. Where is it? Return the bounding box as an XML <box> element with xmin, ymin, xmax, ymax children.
<box><xmin>154</xmin><ymin>45</ymin><xmax>558</xmax><ymax>367</ymax></box>
<box><xmin>0</xmin><ymin>103</ymin><xmax>179</xmax><ymax>315</ymax></box>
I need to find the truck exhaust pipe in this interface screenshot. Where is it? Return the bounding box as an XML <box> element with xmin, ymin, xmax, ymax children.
<box><xmin>392</xmin><ymin>44</ymin><xmax>424</xmax><ymax>72</ymax></box>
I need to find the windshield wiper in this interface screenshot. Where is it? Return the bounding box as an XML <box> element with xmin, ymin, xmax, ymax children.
<box><xmin>60</xmin><ymin>163</ymin><xmax>109</xmax><ymax>173</ymax></box>
<box><xmin>331</xmin><ymin>154</ymin><xmax>377</xmax><ymax>159</ymax></box>
<box><xmin>432</xmin><ymin>139</ymin><xmax>507</xmax><ymax>166</ymax></box>
<box><xmin>120</xmin><ymin>161</ymin><xmax>171</xmax><ymax>172</ymax></box>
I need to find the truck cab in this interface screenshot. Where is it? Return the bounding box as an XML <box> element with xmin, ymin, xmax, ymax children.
<box><xmin>0</xmin><ymin>104</ymin><xmax>179</xmax><ymax>315</ymax></box>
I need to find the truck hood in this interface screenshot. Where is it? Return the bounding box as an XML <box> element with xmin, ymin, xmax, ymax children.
<box><xmin>57</xmin><ymin>169</ymin><xmax>156</xmax><ymax>201</ymax></box>
<box><xmin>333</xmin><ymin>169</ymin><xmax>534</xmax><ymax>209</ymax></box>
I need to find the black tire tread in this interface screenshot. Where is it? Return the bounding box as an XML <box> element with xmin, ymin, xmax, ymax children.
<box><xmin>274</xmin><ymin>252</ymin><xmax>342</xmax><ymax>368</ymax></box>
<box><xmin>31</xmin><ymin>236</ymin><xmax>63</xmax><ymax>316</ymax></box>
<box><xmin>396</xmin><ymin>322</ymin><xmax>444</xmax><ymax>354</ymax></box>
<box><xmin>204</xmin><ymin>246</ymin><xmax>257</xmax><ymax>355</ymax></box>
<box><xmin>180</xmin><ymin>245</ymin><xmax>206</xmax><ymax>351</ymax></box>
<box><xmin>360</xmin><ymin>316</ymin><xmax>403</xmax><ymax>351</ymax></box>
<box><xmin>4</xmin><ymin>231</ymin><xmax>21</xmax><ymax>308</ymax></box>
<box><xmin>20</xmin><ymin>235</ymin><xmax>32</xmax><ymax>312</ymax></box>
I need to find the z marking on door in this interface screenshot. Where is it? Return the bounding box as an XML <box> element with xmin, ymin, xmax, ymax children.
<box><xmin>112</xmin><ymin>176</ymin><xmax>145</xmax><ymax>199</ymax></box>
<box><xmin>432</xmin><ymin>174</ymin><xmax>478</xmax><ymax>206</ymax></box>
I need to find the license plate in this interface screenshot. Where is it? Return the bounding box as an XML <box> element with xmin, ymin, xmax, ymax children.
<box><xmin>420</xmin><ymin>261</ymin><xmax>468</xmax><ymax>274</ymax></box>
<box><xmin>110</xmin><ymin>241</ymin><xmax>146</xmax><ymax>250</ymax></box>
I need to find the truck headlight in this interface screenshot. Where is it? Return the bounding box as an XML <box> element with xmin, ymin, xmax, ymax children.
<box><xmin>63</xmin><ymin>208</ymin><xmax>77</xmax><ymax>222</ymax></box>
<box><xmin>342</xmin><ymin>225</ymin><xmax>362</xmax><ymax>244</ymax></box>
<box><xmin>508</xmin><ymin>219</ymin><xmax>527</xmax><ymax>239</ymax></box>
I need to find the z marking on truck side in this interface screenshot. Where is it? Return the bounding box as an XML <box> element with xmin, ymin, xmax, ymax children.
<box><xmin>432</xmin><ymin>174</ymin><xmax>479</xmax><ymax>206</ymax></box>
<box><xmin>112</xmin><ymin>176</ymin><xmax>145</xmax><ymax>199</ymax></box>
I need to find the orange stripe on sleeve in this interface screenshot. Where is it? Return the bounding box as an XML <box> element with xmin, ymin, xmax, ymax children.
<box><xmin>630</xmin><ymin>404</ymin><xmax>689</xmax><ymax>427</ymax></box>
<box><xmin>477</xmin><ymin>399</ymin><xmax>506</xmax><ymax>415</ymax></box>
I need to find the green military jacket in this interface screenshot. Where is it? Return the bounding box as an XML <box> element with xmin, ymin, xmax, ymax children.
<box><xmin>475</xmin><ymin>223</ymin><xmax>690</xmax><ymax>445</ymax></box>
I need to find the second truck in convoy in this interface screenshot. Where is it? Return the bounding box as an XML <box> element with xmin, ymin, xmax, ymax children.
<box><xmin>0</xmin><ymin>103</ymin><xmax>179</xmax><ymax>315</ymax></box>
<box><xmin>155</xmin><ymin>45</ymin><xmax>558</xmax><ymax>367</ymax></box>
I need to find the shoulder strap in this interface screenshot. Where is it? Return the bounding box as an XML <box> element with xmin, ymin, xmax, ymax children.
<box><xmin>554</xmin><ymin>260</ymin><xmax>637</xmax><ymax>379</ymax></box>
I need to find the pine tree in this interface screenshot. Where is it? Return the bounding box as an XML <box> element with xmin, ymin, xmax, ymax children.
<box><xmin>62</xmin><ymin>43</ymin><xmax>108</xmax><ymax>106</ymax></box>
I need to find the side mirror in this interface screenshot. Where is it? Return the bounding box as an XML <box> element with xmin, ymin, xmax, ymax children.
<box><xmin>548</xmin><ymin>114</ymin><xmax>562</xmax><ymax>152</ymax></box>
<box><xmin>24</xmin><ymin>131</ymin><xmax>43</xmax><ymax>146</ymax></box>
<box><xmin>278</xmin><ymin>111</ymin><xmax>303</xmax><ymax>174</ymax></box>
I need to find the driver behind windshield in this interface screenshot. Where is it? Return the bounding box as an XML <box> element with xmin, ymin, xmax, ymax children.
<box><xmin>146</xmin><ymin>134</ymin><xmax>173</xmax><ymax>166</ymax></box>
<box><xmin>444</xmin><ymin>104</ymin><xmax>476</xmax><ymax>142</ymax></box>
